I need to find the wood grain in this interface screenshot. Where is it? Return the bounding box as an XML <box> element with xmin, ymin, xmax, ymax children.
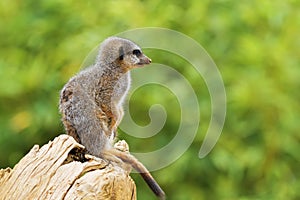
<box><xmin>0</xmin><ymin>135</ymin><xmax>136</xmax><ymax>200</ymax></box>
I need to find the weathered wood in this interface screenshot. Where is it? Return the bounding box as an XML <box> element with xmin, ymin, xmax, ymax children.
<box><xmin>0</xmin><ymin>135</ymin><xmax>136</xmax><ymax>200</ymax></box>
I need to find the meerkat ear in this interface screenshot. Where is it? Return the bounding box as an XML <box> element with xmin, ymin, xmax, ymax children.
<box><xmin>119</xmin><ymin>47</ymin><xmax>124</xmax><ymax>60</ymax></box>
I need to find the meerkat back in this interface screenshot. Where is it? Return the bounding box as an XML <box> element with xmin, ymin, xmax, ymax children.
<box><xmin>59</xmin><ymin>66</ymin><xmax>112</xmax><ymax>155</ymax></box>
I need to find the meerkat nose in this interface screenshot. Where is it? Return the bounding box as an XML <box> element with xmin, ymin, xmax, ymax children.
<box><xmin>144</xmin><ymin>57</ymin><xmax>151</xmax><ymax>65</ymax></box>
<box><xmin>145</xmin><ymin>55</ymin><xmax>152</xmax><ymax>64</ymax></box>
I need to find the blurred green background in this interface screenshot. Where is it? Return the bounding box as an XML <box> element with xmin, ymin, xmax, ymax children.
<box><xmin>0</xmin><ymin>0</ymin><xmax>299</xmax><ymax>199</ymax></box>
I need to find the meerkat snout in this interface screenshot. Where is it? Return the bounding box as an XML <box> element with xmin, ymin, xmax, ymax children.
<box><xmin>119</xmin><ymin>47</ymin><xmax>151</xmax><ymax>70</ymax></box>
<box><xmin>130</xmin><ymin>48</ymin><xmax>152</xmax><ymax>66</ymax></box>
<box><xmin>135</xmin><ymin>50</ymin><xmax>152</xmax><ymax>66</ymax></box>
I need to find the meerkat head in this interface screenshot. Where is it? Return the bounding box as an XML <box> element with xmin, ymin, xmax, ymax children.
<box><xmin>97</xmin><ymin>36</ymin><xmax>151</xmax><ymax>71</ymax></box>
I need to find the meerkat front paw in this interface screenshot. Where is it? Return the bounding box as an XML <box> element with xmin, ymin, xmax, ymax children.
<box><xmin>114</xmin><ymin>140</ymin><xmax>129</xmax><ymax>152</ymax></box>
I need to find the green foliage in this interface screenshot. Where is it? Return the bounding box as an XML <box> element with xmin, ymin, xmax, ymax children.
<box><xmin>0</xmin><ymin>0</ymin><xmax>299</xmax><ymax>199</ymax></box>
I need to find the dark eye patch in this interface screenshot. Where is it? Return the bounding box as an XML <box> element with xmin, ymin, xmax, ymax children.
<box><xmin>132</xmin><ymin>49</ymin><xmax>142</xmax><ymax>57</ymax></box>
<box><xmin>119</xmin><ymin>47</ymin><xmax>124</xmax><ymax>60</ymax></box>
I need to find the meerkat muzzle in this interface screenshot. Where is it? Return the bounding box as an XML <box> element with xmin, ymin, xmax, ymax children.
<box><xmin>138</xmin><ymin>54</ymin><xmax>152</xmax><ymax>65</ymax></box>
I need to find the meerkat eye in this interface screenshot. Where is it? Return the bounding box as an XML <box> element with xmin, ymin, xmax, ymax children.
<box><xmin>132</xmin><ymin>49</ymin><xmax>142</xmax><ymax>57</ymax></box>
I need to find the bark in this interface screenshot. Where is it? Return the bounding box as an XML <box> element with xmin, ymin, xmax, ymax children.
<box><xmin>0</xmin><ymin>135</ymin><xmax>136</xmax><ymax>200</ymax></box>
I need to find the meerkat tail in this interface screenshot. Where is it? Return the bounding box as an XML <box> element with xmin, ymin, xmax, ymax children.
<box><xmin>139</xmin><ymin>172</ymin><xmax>166</xmax><ymax>200</ymax></box>
<box><xmin>109</xmin><ymin>149</ymin><xmax>166</xmax><ymax>200</ymax></box>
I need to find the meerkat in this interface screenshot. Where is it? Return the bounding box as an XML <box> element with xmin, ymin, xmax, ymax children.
<box><xmin>59</xmin><ymin>36</ymin><xmax>165</xmax><ymax>199</ymax></box>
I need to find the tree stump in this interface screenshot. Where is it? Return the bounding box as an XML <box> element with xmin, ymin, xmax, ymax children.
<box><xmin>0</xmin><ymin>135</ymin><xmax>136</xmax><ymax>200</ymax></box>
